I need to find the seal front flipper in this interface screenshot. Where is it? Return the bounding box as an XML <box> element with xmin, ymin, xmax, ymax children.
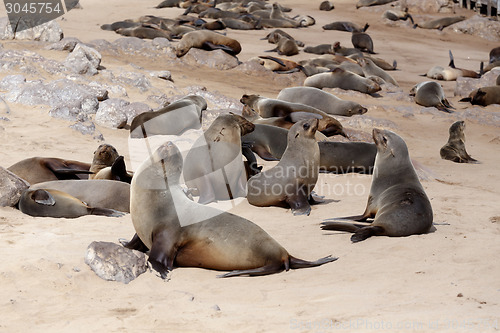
<box><xmin>217</xmin><ymin>263</ymin><xmax>285</xmax><ymax>278</ymax></box>
<box><xmin>289</xmin><ymin>255</ymin><xmax>338</xmax><ymax>268</ymax></box>
<box><xmin>44</xmin><ymin>158</ymin><xmax>92</xmax><ymax>180</ymax></box>
<box><xmin>202</xmin><ymin>41</ymin><xmax>237</xmax><ymax>55</ymax></box>
<box><xmin>286</xmin><ymin>190</ymin><xmax>311</xmax><ymax>216</ymax></box>
<box><xmin>89</xmin><ymin>207</ymin><xmax>126</xmax><ymax>218</ymax></box>
<box><xmin>120</xmin><ymin>233</ymin><xmax>149</xmax><ymax>252</ymax></box>
<box><xmin>31</xmin><ymin>189</ymin><xmax>56</xmax><ymax>205</ymax></box>
<box><xmin>251</xmin><ymin>145</ymin><xmax>280</xmax><ymax>161</ymax></box>
<box><xmin>351</xmin><ymin>226</ymin><xmax>385</xmax><ymax>242</ymax></box>
<box><xmin>111</xmin><ymin>156</ymin><xmax>133</xmax><ymax>183</ymax></box>
<box><xmin>148</xmin><ymin>230</ymin><xmax>177</xmax><ymax>279</ymax></box>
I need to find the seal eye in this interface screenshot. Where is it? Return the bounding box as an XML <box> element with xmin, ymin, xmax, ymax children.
<box><xmin>303</xmin><ymin>123</ymin><xmax>310</xmax><ymax>130</ymax></box>
<box><xmin>382</xmin><ymin>136</ymin><xmax>388</xmax><ymax>145</ymax></box>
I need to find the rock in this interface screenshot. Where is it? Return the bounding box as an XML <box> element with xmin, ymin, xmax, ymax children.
<box><xmin>69</xmin><ymin>121</ymin><xmax>104</xmax><ymax>141</ymax></box>
<box><xmin>116</xmin><ymin>71</ymin><xmax>151</xmax><ymax>92</ymax></box>
<box><xmin>451</xmin><ymin>15</ymin><xmax>500</xmax><ymax>42</ymax></box>
<box><xmin>95</xmin><ymin>98</ymin><xmax>130</xmax><ymax>128</ymax></box>
<box><xmin>0</xmin><ymin>167</ymin><xmax>30</xmax><ymax>206</ymax></box>
<box><xmin>149</xmin><ymin>70</ymin><xmax>173</xmax><ymax>81</ymax></box>
<box><xmin>64</xmin><ymin>44</ymin><xmax>102</xmax><ymax>75</ymax></box>
<box><xmin>454</xmin><ymin>68</ymin><xmax>500</xmax><ymax>97</ymax></box>
<box><xmin>46</xmin><ymin>37</ymin><xmax>82</xmax><ymax>52</ymax></box>
<box><xmin>0</xmin><ymin>18</ymin><xmax>63</xmax><ymax>42</ymax></box>
<box><xmin>123</xmin><ymin>102</ymin><xmax>152</xmax><ymax>125</ymax></box>
<box><xmin>84</xmin><ymin>241</ymin><xmax>147</xmax><ymax>284</ymax></box>
<box><xmin>112</xmin><ymin>37</ymin><xmax>149</xmax><ymax>53</ymax></box>
<box><xmin>402</xmin><ymin>0</ymin><xmax>455</xmax><ymax>13</ymax></box>
<box><xmin>182</xmin><ymin>48</ymin><xmax>240</xmax><ymax>70</ymax></box>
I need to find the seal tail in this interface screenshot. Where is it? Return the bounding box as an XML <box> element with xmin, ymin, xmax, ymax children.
<box><xmin>288</xmin><ymin>255</ymin><xmax>338</xmax><ymax>269</ymax></box>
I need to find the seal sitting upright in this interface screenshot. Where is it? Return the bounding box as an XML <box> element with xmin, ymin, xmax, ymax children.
<box><xmin>440</xmin><ymin>121</ymin><xmax>478</xmax><ymax>164</ymax></box>
<box><xmin>321</xmin><ymin>128</ymin><xmax>433</xmax><ymax>242</ymax></box>
<box><xmin>246</xmin><ymin>119</ymin><xmax>321</xmax><ymax>216</ymax></box>
<box><xmin>122</xmin><ymin>141</ymin><xmax>337</xmax><ymax>278</ymax></box>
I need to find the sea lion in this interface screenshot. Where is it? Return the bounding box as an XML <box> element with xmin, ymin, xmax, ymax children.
<box><xmin>115</xmin><ymin>26</ymin><xmax>173</xmax><ymax>40</ymax></box>
<box><xmin>240</xmin><ymin>94</ymin><xmax>347</xmax><ymax>137</ymax></box>
<box><xmin>321</xmin><ymin>128</ymin><xmax>433</xmax><ymax>242</ymax></box>
<box><xmin>277</xmin><ymin>86</ymin><xmax>367</xmax><ymax>117</ymax></box>
<box><xmin>356</xmin><ymin>0</ymin><xmax>397</xmax><ymax>8</ymax></box>
<box><xmin>304</xmin><ymin>67</ymin><xmax>382</xmax><ymax>94</ymax></box>
<box><xmin>413</xmin><ymin>16</ymin><xmax>466</xmax><ymax>30</ymax></box>
<box><xmin>333</xmin><ymin>42</ymin><xmax>363</xmax><ymax>57</ymax></box>
<box><xmin>351</xmin><ymin>31</ymin><xmax>375</xmax><ymax>54</ymax></box>
<box><xmin>18</xmin><ymin>188</ymin><xmax>124</xmax><ymax>218</ymax></box>
<box><xmin>175</xmin><ymin>30</ymin><xmax>242</xmax><ymax>57</ymax></box>
<box><xmin>122</xmin><ymin>141</ymin><xmax>337</xmax><ymax>278</ymax></box>
<box><xmin>255</xmin><ymin>55</ymin><xmax>303</xmax><ymax>73</ymax></box>
<box><xmin>319</xmin><ymin>0</ymin><xmax>334</xmax><ymax>11</ymax></box>
<box><xmin>265</xmin><ymin>35</ymin><xmax>299</xmax><ymax>56</ymax></box>
<box><xmin>459</xmin><ymin>86</ymin><xmax>500</xmax><ymax>106</ymax></box>
<box><xmin>89</xmin><ymin>144</ymin><xmax>119</xmax><ymax>180</ymax></box>
<box><xmin>382</xmin><ymin>9</ymin><xmax>414</xmax><ymax>23</ymax></box>
<box><xmin>183</xmin><ymin>113</ymin><xmax>254</xmax><ymax>204</ymax></box>
<box><xmin>322</xmin><ymin>21</ymin><xmax>365</xmax><ymax>32</ymax></box>
<box><xmin>30</xmin><ymin>179</ymin><xmax>131</xmax><ymax>213</ymax></box>
<box><xmin>303</xmin><ymin>44</ymin><xmax>334</xmax><ymax>55</ymax></box>
<box><xmin>7</xmin><ymin>157</ymin><xmax>91</xmax><ymax>185</ymax></box>
<box><xmin>440</xmin><ymin>121</ymin><xmax>478</xmax><ymax>164</ymax></box>
<box><xmin>357</xmin><ymin>58</ymin><xmax>399</xmax><ymax>86</ymax></box>
<box><xmin>262</xmin><ymin>29</ymin><xmax>304</xmax><ymax>47</ymax></box>
<box><xmin>410</xmin><ymin>81</ymin><xmax>454</xmax><ymax>112</ymax></box>
<box><xmin>129</xmin><ymin>95</ymin><xmax>206</xmax><ymax>138</ymax></box>
<box><xmin>246</xmin><ymin>119</ymin><xmax>321</xmax><ymax>216</ymax></box>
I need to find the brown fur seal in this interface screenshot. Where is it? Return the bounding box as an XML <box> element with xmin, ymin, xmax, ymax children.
<box><xmin>18</xmin><ymin>188</ymin><xmax>124</xmax><ymax>218</ymax></box>
<box><xmin>246</xmin><ymin>119</ymin><xmax>321</xmax><ymax>216</ymax></box>
<box><xmin>351</xmin><ymin>30</ymin><xmax>375</xmax><ymax>54</ymax></box>
<box><xmin>303</xmin><ymin>44</ymin><xmax>334</xmax><ymax>55</ymax></box>
<box><xmin>357</xmin><ymin>58</ymin><xmax>399</xmax><ymax>86</ymax></box>
<box><xmin>382</xmin><ymin>9</ymin><xmax>414</xmax><ymax>23</ymax></box>
<box><xmin>130</xmin><ymin>95</ymin><xmax>206</xmax><ymax>138</ymax></box>
<box><xmin>356</xmin><ymin>0</ymin><xmax>397</xmax><ymax>8</ymax></box>
<box><xmin>304</xmin><ymin>67</ymin><xmax>381</xmax><ymax>94</ymax></box>
<box><xmin>256</xmin><ymin>55</ymin><xmax>303</xmax><ymax>73</ymax></box>
<box><xmin>333</xmin><ymin>42</ymin><xmax>363</xmax><ymax>57</ymax></box>
<box><xmin>7</xmin><ymin>158</ymin><xmax>91</xmax><ymax>185</ymax></box>
<box><xmin>459</xmin><ymin>86</ymin><xmax>500</xmax><ymax>106</ymax></box>
<box><xmin>30</xmin><ymin>179</ymin><xmax>130</xmax><ymax>213</ymax></box>
<box><xmin>240</xmin><ymin>94</ymin><xmax>347</xmax><ymax>137</ymax></box>
<box><xmin>277</xmin><ymin>86</ymin><xmax>367</xmax><ymax>117</ymax></box>
<box><xmin>262</xmin><ymin>29</ymin><xmax>304</xmax><ymax>47</ymax></box>
<box><xmin>319</xmin><ymin>141</ymin><xmax>376</xmax><ymax>174</ymax></box>
<box><xmin>413</xmin><ymin>16</ymin><xmax>465</xmax><ymax>30</ymax></box>
<box><xmin>321</xmin><ymin>128</ymin><xmax>433</xmax><ymax>242</ymax></box>
<box><xmin>183</xmin><ymin>113</ymin><xmax>254</xmax><ymax>204</ymax></box>
<box><xmin>440</xmin><ymin>121</ymin><xmax>478</xmax><ymax>164</ymax></box>
<box><xmin>115</xmin><ymin>26</ymin><xmax>173</xmax><ymax>40</ymax></box>
<box><xmin>122</xmin><ymin>141</ymin><xmax>337</xmax><ymax>278</ymax></box>
<box><xmin>319</xmin><ymin>0</ymin><xmax>335</xmax><ymax>11</ymax></box>
<box><xmin>175</xmin><ymin>30</ymin><xmax>242</xmax><ymax>57</ymax></box>
<box><xmin>265</xmin><ymin>35</ymin><xmax>299</xmax><ymax>56</ymax></box>
<box><xmin>410</xmin><ymin>81</ymin><xmax>454</xmax><ymax>112</ymax></box>
<box><xmin>489</xmin><ymin>46</ymin><xmax>500</xmax><ymax>64</ymax></box>
<box><xmin>89</xmin><ymin>144</ymin><xmax>119</xmax><ymax>180</ymax></box>
<box><xmin>93</xmin><ymin>156</ymin><xmax>133</xmax><ymax>183</ymax></box>
<box><xmin>322</xmin><ymin>21</ymin><xmax>365</xmax><ymax>32</ymax></box>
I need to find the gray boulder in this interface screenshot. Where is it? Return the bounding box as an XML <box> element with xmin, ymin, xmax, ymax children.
<box><xmin>451</xmin><ymin>15</ymin><xmax>500</xmax><ymax>42</ymax></box>
<box><xmin>182</xmin><ymin>48</ymin><xmax>240</xmax><ymax>70</ymax></box>
<box><xmin>0</xmin><ymin>167</ymin><xmax>30</xmax><ymax>206</ymax></box>
<box><xmin>85</xmin><ymin>241</ymin><xmax>147</xmax><ymax>284</ymax></box>
<box><xmin>95</xmin><ymin>98</ymin><xmax>130</xmax><ymax>128</ymax></box>
<box><xmin>0</xmin><ymin>18</ymin><xmax>63</xmax><ymax>42</ymax></box>
<box><xmin>64</xmin><ymin>43</ymin><xmax>102</xmax><ymax>75</ymax></box>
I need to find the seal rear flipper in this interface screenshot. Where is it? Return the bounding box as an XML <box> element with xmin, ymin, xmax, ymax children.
<box><xmin>289</xmin><ymin>255</ymin><xmax>338</xmax><ymax>269</ymax></box>
<box><xmin>202</xmin><ymin>41</ymin><xmax>237</xmax><ymax>55</ymax></box>
<box><xmin>351</xmin><ymin>226</ymin><xmax>385</xmax><ymax>243</ymax></box>
<box><xmin>120</xmin><ymin>233</ymin><xmax>149</xmax><ymax>252</ymax></box>
<box><xmin>448</xmin><ymin>50</ymin><xmax>456</xmax><ymax>68</ymax></box>
<box><xmin>320</xmin><ymin>221</ymin><xmax>364</xmax><ymax>232</ymax></box>
<box><xmin>286</xmin><ymin>191</ymin><xmax>311</xmax><ymax>216</ymax></box>
<box><xmin>217</xmin><ymin>263</ymin><xmax>285</xmax><ymax>278</ymax></box>
<box><xmin>89</xmin><ymin>207</ymin><xmax>125</xmax><ymax>218</ymax></box>
<box><xmin>31</xmin><ymin>189</ymin><xmax>56</xmax><ymax>205</ymax></box>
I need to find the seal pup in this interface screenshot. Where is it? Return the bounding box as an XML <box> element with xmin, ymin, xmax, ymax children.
<box><xmin>304</xmin><ymin>67</ymin><xmax>382</xmax><ymax>94</ymax></box>
<box><xmin>175</xmin><ymin>30</ymin><xmax>242</xmax><ymax>57</ymax></box>
<box><xmin>7</xmin><ymin>157</ymin><xmax>91</xmax><ymax>185</ymax></box>
<box><xmin>333</xmin><ymin>42</ymin><xmax>363</xmax><ymax>57</ymax></box>
<box><xmin>93</xmin><ymin>156</ymin><xmax>133</xmax><ymax>183</ymax></box>
<box><xmin>262</xmin><ymin>29</ymin><xmax>304</xmax><ymax>47</ymax></box>
<box><xmin>18</xmin><ymin>189</ymin><xmax>124</xmax><ymax>218</ymax></box>
<box><xmin>413</xmin><ymin>16</ymin><xmax>465</xmax><ymax>30</ymax></box>
<box><xmin>265</xmin><ymin>35</ymin><xmax>299</xmax><ymax>56</ymax></box>
<box><xmin>89</xmin><ymin>144</ymin><xmax>120</xmax><ymax>180</ymax></box>
<box><xmin>440</xmin><ymin>121</ymin><xmax>478</xmax><ymax>164</ymax></box>
<box><xmin>30</xmin><ymin>179</ymin><xmax>131</xmax><ymax>213</ymax></box>
<box><xmin>277</xmin><ymin>86</ymin><xmax>368</xmax><ymax>117</ymax></box>
<box><xmin>321</xmin><ymin>128</ymin><xmax>433</xmax><ymax>242</ymax></box>
<box><xmin>183</xmin><ymin>113</ymin><xmax>254</xmax><ymax>204</ymax></box>
<box><xmin>123</xmin><ymin>141</ymin><xmax>337</xmax><ymax>278</ymax></box>
<box><xmin>247</xmin><ymin>119</ymin><xmax>321</xmax><ymax>216</ymax></box>
<box><xmin>130</xmin><ymin>95</ymin><xmax>206</xmax><ymax>138</ymax></box>
<box><xmin>410</xmin><ymin>81</ymin><xmax>454</xmax><ymax>113</ymax></box>
<box><xmin>459</xmin><ymin>86</ymin><xmax>500</xmax><ymax>106</ymax></box>
<box><xmin>240</xmin><ymin>94</ymin><xmax>347</xmax><ymax>137</ymax></box>
<box><xmin>351</xmin><ymin>30</ymin><xmax>375</xmax><ymax>54</ymax></box>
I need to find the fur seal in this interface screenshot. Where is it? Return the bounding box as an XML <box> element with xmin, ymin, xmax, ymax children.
<box><xmin>262</xmin><ymin>29</ymin><xmax>304</xmax><ymax>47</ymax></box>
<box><xmin>489</xmin><ymin>46</ymin><xmax>500</xmax><ymax>64</ymax></box>
<box><xmin>333</xmin><ymin>42</ymin><xmax>363</xmax><ymax>57</ymax></box>
<box><xmin>255</xmin><ymin>56</ymin><xmax>302</xmax><ymax>73</ymax></box>
<box><xmin>322</xmin><ymin>21</ymin><xmax>365</xmax><ymax>32</ymax></box>
<box><xmin>321</xmin><ymin>128</ymin><xmax>433</xmax><ymax>242</ymax></box>
<box><xmin>93</xmin><ymin>156</ymin><xmax>133</xmax><ymax>183</ymax></box>
<box><xmin>497</xmin><ymin>75</ymin><xmax>500</xmax><ymax>86</ymax></box>
<box><xmin>240</xmin><ymin>94</ymin><xmax>347</xmax><ymax>137</ymax></box>
<box><xmin>123</xmin><ymin>141</ymin><xmax>337</xmax><ymax>278</ymax></box>
<box><xmin>319</xmin><ymin>0</ymin><xmax>335</xmax><ymax>11</ymax></box>
<box><xmin>382</xmin><ymin>9</ymin><xmax>414</xmax><ymax>23</ymax></box>
<box><xmin>413</xmin><ymin>16</ymin><xmax>465</xmax><ymax>30</ymax></box>
<box><xmin>440</xmin><ymin>121</ymin><xmax>478</xmax><ymax>164</ymax></box>
<box><xmin>357</xmin><ymin>58</ymin><xmax>399</xmax><ymax>86</ymax></box>
<box><xmin>265</xmin><ymin>35</ymin><xmax>299</xmax><ymax>56</ymax></box>
<box><xmin>89</xmin><ymin>144</ymin><xmax>119</xmax><ymax>180</ymax></box>
<box><xmin>175</xmin><ymin>30</ymin><xmax>242</xmax><ymax>57</ymax></box>
<box><xmin>351</xmin><ymin>30</ymin><xmax>375</xmax><ymax>54</ymax></box>
<box><xmin>246</xmin><ymin>119</ymin><xmax>321</xmax><ymax>216</ymax></box>
<box><xmin>410</xmin><ymin>81</ymin><xmax>454</xmax><ymax>112</ymax></box>
<box><xmin>130</xmin><ymin>95</ymin><xmax>206</xmax><ymax>138</ymax></box>
<box><xmin>115</xmin><ymin>26</ymin><xmax>173</xmax><ymax>40</ymax></box>
<box><xmin>30</xmin><ymin>179</ymin><xmax>131</xmax><ymax>213</ymax></box>
<box><xmin>319</xmin><ymin>142</ymin><xmax>376</xmax><ymax>174</ymax></box>
<box><xmin>7</xmin><ymin>158</ymin><xmax>91</xmax><ymax>185</ymax></box>
<box><xmin>356</xmin><ymin>0</ymin><xmax>397</xmax><ymax>8</ymax></box>
<box><xmin>459</xmin><ymin>86</ymin><xmax>500</xmax><ymax>106</ymax></box>
<box><xmin>303</xmin><ymin>44</ymin><xmax>334</xmax><ymax>55</ymax></box>
<box><xmin>277</xmin><ymin>86</ymin><xmax>367</xmax><ymax>117</ymax></box>
<box><xmin>18</xmin><ymin>188</ymin><xmax>124</xmax><ymax>218</ymax></box>
<box><xmin>304</xmin><ymin>67</ymin><xmax>382</xmax><ymax>94</ymax></box>
<box><xmin>183</xmin><ymin>113</ymin><xmax>254</xmax><ymax>204</ymax></box>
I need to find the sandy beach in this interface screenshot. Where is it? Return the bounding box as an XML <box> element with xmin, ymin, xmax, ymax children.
<box><xmin>0</xmin><ymin>0</ymin><xmax>499</xmax><ymax>332</ymax></box>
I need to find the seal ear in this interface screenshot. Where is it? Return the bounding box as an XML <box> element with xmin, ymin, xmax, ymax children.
<box><xmin>31</xmin><ymin>189</ymin><xmax>56</xmax><ymax>206</ymax></box>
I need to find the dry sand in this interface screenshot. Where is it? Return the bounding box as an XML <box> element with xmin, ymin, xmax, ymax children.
<box><xmin>0</xmin><ymin>0</ymin><xmax>499</xmax><ymax>332</ymax></box>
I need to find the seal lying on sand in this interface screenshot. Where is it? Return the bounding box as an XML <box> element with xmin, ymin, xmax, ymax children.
<box><xmin>321</xmin><ymin>128</ymin><xmax>433</xmax><ymax>242</ymax></box>
<box><xmin>122</xmin><ymin>141</ymin><xmax>337</xmax><ymax>278</ymax></box>
<box><xmin>410</xmin><ymin>81</ymin><xmax>454</xmax><ymax>113</ymax></box>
